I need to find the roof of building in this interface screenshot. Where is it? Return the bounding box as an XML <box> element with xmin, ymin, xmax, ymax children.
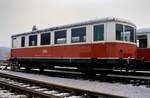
<box><xmin>12</xmin><ymin>17</ymin><xmax>136</xmax><ymax>38</ymax></box>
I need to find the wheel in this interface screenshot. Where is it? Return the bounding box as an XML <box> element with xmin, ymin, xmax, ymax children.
<box><xmin>25</xmin><ymin>66</ymin><xmax>31</xmax><ymax>72</ymax></box>
<box><xmin>40</xmin><ymin>67</ymin><xmax>44</xmax><ymax>73</ymax></box>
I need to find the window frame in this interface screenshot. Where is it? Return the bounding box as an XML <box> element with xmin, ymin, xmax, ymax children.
<box><xmin>54</xmin><ymin>30</ymin><xmax>67</xmax><ymax>44</ymax></box>
<box><xmin>40</xmin><ymin>32</ymin><xmax>51</xmax><ymax>45</ymax></box>
<box><xmin>71</xmin><ymin>26</ymin><xmax>86</xmax><ymax>43</ymax></box>
<box><xmin>115</xmin><ymin>23</ymin><xmax>136</xmax><ymax>43</ymax></box>
<box><xmin>29</xmin><ymin>34</ymin><xmax>38</xmax><ymax>46</ymax></box>
<box><xmin>116</xmin><ymin>24</ymin><xmax>124</xmax><ymax>41</ymax></box>
<box><xmin>21</xmin><ymin>36</ymin><xmax>25</xmax><ymax>47</ymax></box>
<box><xmin>137</xmin><ymin>35</ymin><xmax>147</xmax><ymax>48</ymax></box>
<box><xmin>93</xmin><ymin>24</ymin><xmax>104</xmax><ymax>41</ymax></box>
<box><xmin>124</xmin><ymin>25</ymin><xmax>135</xmax><ymax>42</ymax></box>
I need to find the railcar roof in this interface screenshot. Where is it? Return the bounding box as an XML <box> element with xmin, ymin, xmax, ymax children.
<box><xmin>137</xmin><ymin>28</ymin><xmax>150</xmax><ymax>34</ymax></box>
<box><xmin>12</xmin><ymin>17</ymin><xmax>136</xmax><ymax>38</ymax></box>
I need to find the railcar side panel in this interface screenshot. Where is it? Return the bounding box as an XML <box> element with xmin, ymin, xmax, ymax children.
<box><xmin>137</xmin><ymin>48</ymin><xmax>150</xmax><ymax>61</ymax></box>
<box><xmin>11</xmin><ymin>42</ymin><xmax>136</xmax><ymax>59</ymax></box>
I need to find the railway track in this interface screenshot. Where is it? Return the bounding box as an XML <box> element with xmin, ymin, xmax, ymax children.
<box><xmin>0</xmin><ymin>71</ymin><xmax>127</xmax><ymax>98</ymax></box>
<box><xmin>19</xmin><ymin>69</ymin><xmax>150</xmax><ymax>88</ymax></box>
<box><xmin>2</xmin><ymin>65</ymin><xmax>150</xmax><ymax>89</ymax></box>
<box><xmin>0</xmin><ymin>88</ymin><xmax>27</xmax><ymax>98</ymax></box>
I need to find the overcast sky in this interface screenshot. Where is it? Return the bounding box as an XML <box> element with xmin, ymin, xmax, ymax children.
<box><xmin>0</xmin><ymin>0</ymin><xmax>150</xmax><ymax>47</ymax></box>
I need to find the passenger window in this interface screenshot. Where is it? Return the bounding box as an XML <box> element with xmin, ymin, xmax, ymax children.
<box><xmin>55</xmin><ymin>30</ymin><xmax>66</xmax><ymax>44</ymax></box>
<box><xmin>21</xmin><ymin>36</ymin><xmax>25</xmax><ymax>47</ymax></box>
<box><xmin>125</xmin><ymin>25</ymin><xmax>134</xmax><ymax>42</ymax></box>
<box><xmin>29</xmin><ymin>35</ymin><xmax>37</xmax><ymax>46</ymax></box>
<box><xmin>116</xmin><ymin>24</ymin><xmax>124</xmax><ymax>41</ymax></box>
<box><xmin>71</xmin><ymin>27</ymin><xmax>86</xmax><ymax>43</ymax></box>
<box><xmin>41</xmin><ymin>33</ymin><xmax>51</xmax><ymax>45</ymax></box>
<box><xmin>94</xmin><ymin>24</ymin><xmax>104</xmax><ymax>41</ymax></box>
<box><xmin>116</xmin><ymin>24</ymin><xmax>135</xmax><ymax>43</ymax></box>
<box><xmin>137</xmin><ymin>35</ymin><xmax>147</xmax><ymax>48</ymax></box>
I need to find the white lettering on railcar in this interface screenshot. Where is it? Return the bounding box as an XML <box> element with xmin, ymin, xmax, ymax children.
<box><xmin>42</xmin><ymin>49</ymin><xmax>48</xmax><ymax>54</ymax></box>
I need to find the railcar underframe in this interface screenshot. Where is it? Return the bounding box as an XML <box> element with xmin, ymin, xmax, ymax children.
<box><xmin>9</xmin><ymin>57</ymin><xmax>147</xmax><ymax>75</ymax></box>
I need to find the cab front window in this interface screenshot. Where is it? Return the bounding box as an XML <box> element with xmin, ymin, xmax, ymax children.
<box><xmin>116</xmin><ymin>24</ymin><xmax>135</xmax><ymax>43</ymax></box>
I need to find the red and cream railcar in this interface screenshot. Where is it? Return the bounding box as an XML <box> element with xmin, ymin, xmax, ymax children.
<box><xmin>137</xmin><ymin>28</ymin><xmax>150</xmax><ymax>63</ymax></box>
<box><xmin>10</xmin><ymin>17</ymin><xmax>137</xmax><ymax>70</ymax></box>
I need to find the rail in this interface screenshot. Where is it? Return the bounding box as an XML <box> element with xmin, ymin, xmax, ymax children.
<box><xmin>0</xmin><ymin>71</ymin><xmax>128</xmax><ymax>98</ymax></box>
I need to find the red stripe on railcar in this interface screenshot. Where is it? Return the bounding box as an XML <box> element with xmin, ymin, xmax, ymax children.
<box><xmin>11</xmin><ymin>42</ymin><xmax>136</xmax><ymax>59</ymax></box>
<box><xmin>137</xmin><ymin>48</ymin><xmax>150</xmax><ymax>61</ymax></box>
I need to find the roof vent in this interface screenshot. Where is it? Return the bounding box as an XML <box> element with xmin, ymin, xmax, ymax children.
<box><xmin>32</xmin><ymin>25</ymin><xmax>37</xmax><ymax>31</ymax></box>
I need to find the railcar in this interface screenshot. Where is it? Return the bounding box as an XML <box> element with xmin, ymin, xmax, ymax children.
<box><xmin>10</xmin><ymin>17</ymin><xmax>137</xmax><ymax>72</ymax></box>
<box><xmin>137</xmin><ymin>28</ymin><xmax>150</xmax><ymax>69</ymax></box>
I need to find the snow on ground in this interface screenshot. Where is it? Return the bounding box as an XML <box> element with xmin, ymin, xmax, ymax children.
<box><xmin>0</xmin><ymin>70</ymin><xmax>150</xmax><ymax>98</ymax></box>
